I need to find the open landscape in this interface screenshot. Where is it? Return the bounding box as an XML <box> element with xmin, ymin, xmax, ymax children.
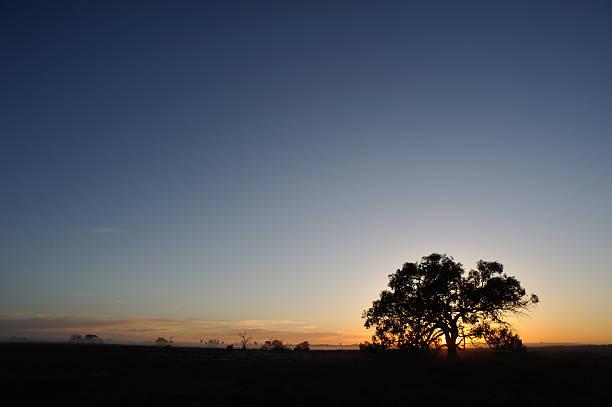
<box><xmin>2</xmin><ymin>342</ymin><xmax>611</xmax><ymax>405</ymax></box>
<box><xmin>2</xmin><ymin>1</ymin><xmax>612</xmax><ymax>405</ymax></box>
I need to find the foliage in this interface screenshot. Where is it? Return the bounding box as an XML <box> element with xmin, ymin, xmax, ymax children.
<box><xmin>155</xmin><ymin>337</ymin><xmax>171</xmax><ymax>345</ymax></box>
<box><xmin>363</xmin><ymin>253</ymin><xmax>538</xmax><ymax>357</ymax></box>
<box><xmin>261</xmin><ymin>339</ymin><xmax>285</xmax><ymax>351</ymax></box>
<box><xmin>294</xmin><ymin>341</ymin><xmax>310</xmax><ymax>352</ymax></box>
<box><xmin>471</xmin><ymin>322</ymin><xmax>526</xmax><ymax>351</ymax></box>
<box><xmin>358</xmin><ymin>340</ymin><xmax>387</xmax><ymax>352</ymax></box>
<box><xmin>69</xmin><ymin>334</ymin><xmax>103</xmax><ymax>343</ymax></box>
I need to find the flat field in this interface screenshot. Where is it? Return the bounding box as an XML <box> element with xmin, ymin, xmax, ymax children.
<box><xmin>1</xmin><ymin>343</ymin><xmax>610</xmax><ymax>406</ymax></box>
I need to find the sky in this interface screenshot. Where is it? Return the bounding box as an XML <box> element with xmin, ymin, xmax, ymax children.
<box><xmin>1</xmin><ymin>0</ymin><xmax>611</xmax><ymax>345</ymax></box>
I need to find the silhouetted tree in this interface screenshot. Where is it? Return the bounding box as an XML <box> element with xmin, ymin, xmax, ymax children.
<box><xmin>69</xmin><ymin>334</ymin><xmax>103</xmax><ymax>343</ymax></box>
<box><xmin>359</xmin><ymin>341</ymin><xmax>386</xmax><ymax>352</ymax></box>
<box><xmin>238</xmin><ymin>331</ymin><xmax>252</xmax><ymax>349</ymax></box>
<box><xmin>471</xmin><ymin>322</ymin><xmax>526</xmax><ymax>351</ymax></box>
<box><xmin>261</xmin><ymin>339</ymin><xmax>285</xmax><ymax>351</ymax></box>
<box><xmin>363</xmin><ymin>253</ymin><xmax>538</xmax><ymax>358</ymax></box>
<box><xmin>294</xmin><ymin>341</ymin><xmax>310</xmax><ymax>351</ymax></box>
<box><xmin>155</xmin><ymin>337</ymin><xmax>170</xmax><ymax>345</ymax></box>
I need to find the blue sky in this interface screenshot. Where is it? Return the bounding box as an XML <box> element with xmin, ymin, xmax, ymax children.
<box><xmin>1</xmin><ymin>1</ymin><xmax>611</xmax><ymax>343</ymax></box>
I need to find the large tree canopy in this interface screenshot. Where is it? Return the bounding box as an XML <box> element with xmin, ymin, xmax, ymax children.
<box><xmin>363</xmin><ymin>254</ymin><xmax>538</xmax><ymax>357</ymax></box>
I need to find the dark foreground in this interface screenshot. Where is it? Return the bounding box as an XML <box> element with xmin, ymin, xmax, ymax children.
<box><xmin>1</xmin><ymin>343</ymin><xmax>610</xmax><ymax>406</ymax></box>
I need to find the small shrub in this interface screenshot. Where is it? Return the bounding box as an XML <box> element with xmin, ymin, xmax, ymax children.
<box><xmin>294</xmin><ymin>341</ymin><xmax>310</xmax><ymax>352</ymax></box>
<box><xmin>226</xmin><ymin>344</ymin><xmax>234</xmax><ymax>351</ymax></box>
<box><xmin>69</xmin><ymin>334</ymin><xmax>103</xmax><ymax>343</ymax></box>
<box><xmin>359</xmin><ymin>341</ymin><xmax>387</xmax><ymax>352</ymax></box>
<box><xmin>155</xmin><ymin>337</ymin><xmax>171</xmax><ymax>346</ymax></box>
<box><xmin>261</xmin><ymin>339</ymin><xmax>285</xmax><ymax>351</ymax></box>
<box><xmin>472</xmin><ymin>323</ymin><xmax>526</xmax><ymax>352</ymax></box>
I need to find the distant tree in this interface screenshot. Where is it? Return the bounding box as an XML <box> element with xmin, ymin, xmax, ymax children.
<box><xmin>69</xmin><ymin>334</ymin><xmax>103</xmax><ymax>343</ymax></box>
<box><xmin>363</xmin><ymin>253</ymin><xmax>538</xmax><ymax>358</ymax></box>
<box><xmin>155</xmin><ymin>337</ymin><xmax>170</xmax><ymax>345</ymax></box>
<box><xmin>261</xmin><ymin>339</ymin><xmax>285</xmax><ymax>351</ymax></box>
<box><xmin>294</xmin><ymin>341</ymin><xmax>310</xmax><ymax>352</ymax></box>
<box><xmin>359</xmin><ymin>341</ymin><xmax>386</xmax><ymax>352</ymax></box>
<box><xmin>238</xmin><ymin>331</ymin><xmax>252</xmax><ymax>349</ymax></box>
<box><xmin>472</xmin><ymin>322</ymin><xmax>526</xmax><ymax>351</ymax></box>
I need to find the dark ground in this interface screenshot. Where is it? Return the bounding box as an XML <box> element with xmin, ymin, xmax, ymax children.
<box><xmin>1</xmin><ymin>343</ymin><xmax>610</xmax><ymax>406</ymax></box>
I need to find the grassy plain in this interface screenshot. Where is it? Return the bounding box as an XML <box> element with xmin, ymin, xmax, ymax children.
<box><xmin>1</xmin><ymin>343</ymin><xmax>610</xmax><ymax>406</ymax></box>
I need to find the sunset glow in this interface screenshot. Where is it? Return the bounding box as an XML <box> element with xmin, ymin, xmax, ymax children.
<box><xmin>1</xmin><ymin>1</ymin><xmax>611</xmax><ymax>347</ymax></box>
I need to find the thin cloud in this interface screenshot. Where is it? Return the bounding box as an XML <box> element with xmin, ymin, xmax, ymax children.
<box><xmin>0</xmin><ymin>314</ymin><xmax>367</xmax><ymax>344</ymax></box>
<box><xmin>88</xmin><ymin>227</ymin><xmax>127</xmax><ymax>233</ymax></box>
<box><xmin>231</xmin><ymin>320</ymin><xmax>306</xmax><ymax>327</ymax></box>
<box><xmin>0</xmin><ymin>312</ymin><xmax>23</xmax><ymax>317</ymax></box>
<box><xmin>81</xmin><ymin>299</ymin><xmax>127</xmax><ymax>309</ymax></box>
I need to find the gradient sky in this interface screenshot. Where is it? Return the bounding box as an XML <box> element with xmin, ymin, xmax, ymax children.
<box><xmin>1</xmin><ymin>1</ymin><xmax>611</xmax><ymax>344</ymax></box>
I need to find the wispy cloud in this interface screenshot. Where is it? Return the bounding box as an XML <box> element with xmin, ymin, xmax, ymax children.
<box><xmin>0</xmin><ymin>314</ymin><xmax>367</xmax><ymax>344</ymax></box>
<box><xmin>230</xmin><ymin>320</ymin><xmax>305</xmax><ymax>327</ymax></box>
<box><xmin>88</xmin><ymin>227</ymin><xmax>127</xmax><ymax>233</ymax></box>
<box><xmin>0</xmin><ymin>312</ymin><xmax>23</xmax><ymax>318</ymax></box>
<box><xmin>80</xmin><ymin>299</ymin><xmax>128</xmax><ymax>309</ymax></box>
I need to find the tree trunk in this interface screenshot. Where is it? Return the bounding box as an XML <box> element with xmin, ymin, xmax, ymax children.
<box><xmin>446</xmin><ymin>341</ymin><xmax>458</xmax><ymax>359</ymax></box>
<box><xmin>445</xmin><ymin>332</ymin><xmax>459</xmax><ymax>359</ymax></box>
